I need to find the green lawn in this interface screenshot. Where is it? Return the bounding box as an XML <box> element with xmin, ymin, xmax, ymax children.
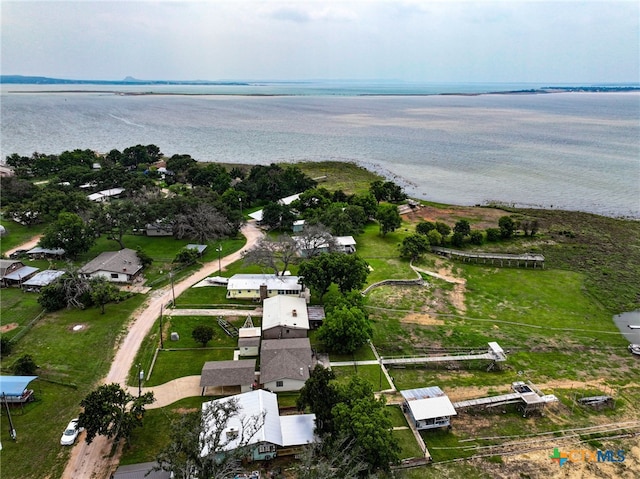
<box><xmin>296</xmin><ymin>161</ymin><xmax>383</xmax><ymax>195</ymax></box>
<box><xmin>331</xmin><ymin>364</ymin><xmax>391</xmax><ymax>391</ymax></box>
<box><xmin>0</xmin><ymin>287</ymin><xmax>45</xmax><ymax>341</ymax></box>
<box><xmin>0</xmin><ymin>293</ymin><xmax>147</xmax><ymax>479</ymax></box>
<box><xmin>0</xmin><ymin>217</ymin><xmax>45</xmax><ymax>255</ymax></box>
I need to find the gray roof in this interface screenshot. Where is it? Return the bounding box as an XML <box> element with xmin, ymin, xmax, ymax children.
<box><xmin>3</xmin><ymin>266</ymin><xmax>39</xmax><ymax>281</ymax></box>
<box><xmin>79</xmin><ymin>248</ymin><xmax>142</xmax><ymax>275</ymax></box>
<box><xmin>238</xmin><ymin>337</ymin><xmax>261</xmax><ymax>348</ymax></box>
<box><xmin>260</xmin><ymin>338</ymin><xmax>313</xmax><ymax>384</ymax></box>
<box><xmin>307</xmin><ymin>306</ymin><xmax>326</xmax><ymax>322</ymax></box>
<box><xmin>112</xmin><ymin>462</ymin><xmax>171</xmax><ymax>479</ymax></box>
<box><xmin>0</xmin><ymin>260</ymin><xmax>23</xmax><ymax>276</ymax></box>
<box><xmin>26</xmin><ymin>246</ymin><xmax>65</xmax><ymax>256</ymax></box>
<box><xmin>200</xmin><ymin>359</ymin><xmax>256</xmax><ymax>388</ymax></box>
<box><xmin>22</xmin><ymin>269</ymin><xmax>65</xmax><ymax>287</ymax></box>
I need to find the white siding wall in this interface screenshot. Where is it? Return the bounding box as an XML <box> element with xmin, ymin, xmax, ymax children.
<box><xmin>263</xmin><ymin>378</ymin><xmax>306</xmax><ymax>392</ymax></box>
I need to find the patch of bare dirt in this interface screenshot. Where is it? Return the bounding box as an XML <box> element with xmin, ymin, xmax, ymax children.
<box><xmin>401</xmin><ymin>313</ymin><xmax>444</xmax><ymax>326</ymax></box>
<box><xmin>0</xmin><ymin>322</ymin><xmax>18</xmax><ymax>333</ymax></box>
<box><xmin>403</xmin><ymin>204</ymin><xmax>510</xmax><ymax>230</ymax></box>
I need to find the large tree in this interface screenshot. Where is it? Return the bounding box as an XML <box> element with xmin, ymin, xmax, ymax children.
<box><xmin>298</xmin><ymin>253</ymin><xmax>369</xmax><ymax>297</ymax></box>
<box><xmin>242</xmin><ymin>235</ymin><xmax>298</xmax><ymax>276</ymax></box>
<box><xmin>399</xmin><ymin>233</ymin><xmax>430</xmax><ymax>261</ymax></box>
<box><xmin>40</xmin><ymin>212</ymin><xmax>95</xmax><ymax>258</ymax></box>
<box><xmin>332</xmin><ymin>377</ymin><xmax>400</xmax><ymax>473</ymax></box>
<box><xmin>297</xmin><ymin>365</ymin><xmax>340</xmax><ymax>436</ymax></box>
<box><xmin>78</xmin><ymin>383</ymin><xmax>154</xmax><ymax>445</ymax></box>
<box><xmin>173</xmin><ymin>203</ymin><xmax>234</xmax><ymax>243</ymax></box>
<box><xmin>376</xmin><ymin>204</ymin><xmax>401</xmax><ymax>236</ymax></box>
<box><xmin>96</xmin><ymin>200</ymin><xmax>141</xmax><ymax>249</ymax></box>
<box><xmin>317</xmin><ymin>305</ymin><xmax>372</xmax><ymax>354</ymax></box>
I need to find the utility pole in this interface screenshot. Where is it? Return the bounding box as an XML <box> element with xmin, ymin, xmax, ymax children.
<box><xmin>216</xmin><ymin>244</ymin><xmax>223</xmax><ymax>273</ymax></box>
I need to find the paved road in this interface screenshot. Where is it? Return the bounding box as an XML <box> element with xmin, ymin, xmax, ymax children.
<box><xmin>62</xmin><ymin>221</ymin><xmax>263</xmax><ymax>479</ymax></box>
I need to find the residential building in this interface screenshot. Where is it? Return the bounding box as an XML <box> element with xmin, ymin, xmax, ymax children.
<box><xmin>200</xmin><ymin>389</ymin><xmax>315</xmax><ymax>462</ymax></box>
<box><xmin>226</xmin><ymin>274</ymin><xmax>304</xmax><ymax>301</ymax></box>
<box><xmin>260</xmin><ymin>338</ymin><xmax>315</xmax><ymax>392</ymax></box>
<box><xmin>79</xmin><ymin>248</ymin><xmax>143</xmax><ymax>283</ymax></box>
<box><xmin>262</xmin><ymin>296</ymin><xmax>309</xmax><ymax>340</ymax></box>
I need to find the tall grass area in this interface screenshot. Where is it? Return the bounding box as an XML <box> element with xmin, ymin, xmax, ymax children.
<box><xmin>295</xmin><ymin>161</ymin><xmax>382</xmax><ymax>195</ymax></box>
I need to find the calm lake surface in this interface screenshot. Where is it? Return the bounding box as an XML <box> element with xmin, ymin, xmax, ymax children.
<box><xmin>2</xmin><ymin>83</ymin><xmax>638</xmax><ymax>218</ymax></box>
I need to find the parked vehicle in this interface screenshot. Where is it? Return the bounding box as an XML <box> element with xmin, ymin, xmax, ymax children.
<box><xmin>60</xmin><ymin>418</ymin><xmax>82</xmax><ymax>446</ymax></box>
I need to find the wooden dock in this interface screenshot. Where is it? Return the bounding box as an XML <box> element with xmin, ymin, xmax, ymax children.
<box><xmin>431</xmin><ymin>247</ymin><xmax>545</xmax><ymax>268</ymax></box>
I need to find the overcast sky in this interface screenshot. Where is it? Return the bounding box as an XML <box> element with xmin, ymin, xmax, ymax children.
<box><xmin>1</xmin><ymin>0</ymin><xmax>638</xmax><ymax>83</ymax></box>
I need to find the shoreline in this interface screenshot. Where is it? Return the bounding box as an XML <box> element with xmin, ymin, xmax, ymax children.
<box><xmin>5</xmin><ymin>87</ymin><xmax>640</xmax><ymax>97</ymax></box>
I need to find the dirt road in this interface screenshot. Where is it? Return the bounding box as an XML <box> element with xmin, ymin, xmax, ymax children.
<box><xmin>61</xmin><ymin>221</ymin><xmax>263</xmax><ymax>479</ymax></box>
<box><xmin>3</xmin><ymin>234</ymin><xmax>43</xmax><ymax>257</ymax></box>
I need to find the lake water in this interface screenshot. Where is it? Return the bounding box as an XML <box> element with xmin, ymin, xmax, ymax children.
<box><xmin>1</xmin><ymin>83</ymin><xmax>638</xmax><ymax>218</ymax></box>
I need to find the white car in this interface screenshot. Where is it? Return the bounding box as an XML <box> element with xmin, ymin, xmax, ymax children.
<box><xmin>60</xmin><ymin>418</ymin><xmax>82</xmax><ymax>446</ymax></box>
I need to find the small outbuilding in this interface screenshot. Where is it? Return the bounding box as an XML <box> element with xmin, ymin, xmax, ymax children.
<box><xmin>401</xmin><ymin>386</ymin><xmax>457</xmax><ymax>430</ymax></box>
<box><xmin>22</xmin><ymin>269</ymin><xmax>66</xmax><ymax>292</ymax></box>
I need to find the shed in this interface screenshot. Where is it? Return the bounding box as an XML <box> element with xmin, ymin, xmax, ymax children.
<box><xmin>26</xmin><ymin>246</ymin><xmax>66</xmax><ymax>259</ymax></box>
<box><xmin>401</xmin><ymin>386</ymin><xmax>457</xmax><ymax>430</ymax></box>
<box><xmin>0</xmin><ymin>375</ymin><xmax>38</xmax><ymax>404</ymax></box>
<box><xmin>2</xmin><ymin>266</ymin><xmax>39</xmax><ymax>286</ymax></box>
<box><xmin>186</xmin><ymin>244</ymin><xmax>208</xmax><ymax>256</ymax></box>
<box><xmin>22</xmin><ymin>269</ymin><xmax>66</xmax><ymax>292</ymax></box>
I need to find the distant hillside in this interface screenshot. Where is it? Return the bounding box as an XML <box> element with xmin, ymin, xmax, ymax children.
<box><xmin>0</xmin><ymin>75</ymin><xmax>248</xmax><ymax>86</ymax></box>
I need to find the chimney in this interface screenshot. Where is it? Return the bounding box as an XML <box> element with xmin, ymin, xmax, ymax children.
<box><xmin>299</xmin><ymin>367</ymin><xmax>303</xmax><ymax>376</ymax></box>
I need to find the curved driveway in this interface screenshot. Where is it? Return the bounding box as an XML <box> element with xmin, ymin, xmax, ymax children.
<box><xmin>62</xmin><ymin>221</ymin><xmax>263</xmax><ymax>479</ymax></box>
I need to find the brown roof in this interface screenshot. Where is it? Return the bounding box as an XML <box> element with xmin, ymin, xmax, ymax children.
<box><xmin>200</xmin><ymin>359</ymin><xmax>256</xmax><ymax>388</ymax></box>
<box><xmin>260</xmin><ymin>338</ymin><xmax>314</xmax><ymax>384</ymax></box>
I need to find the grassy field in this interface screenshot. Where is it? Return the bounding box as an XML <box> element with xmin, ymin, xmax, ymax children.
<box><xmin>296</xmin><ymin>161</ymin><xmax>383</xmax><ymax>195</ymax></box>
<box><xmin>0</xmin><ymin>217</ymin><xmax>46</xmax><ymax>255</ymax></box>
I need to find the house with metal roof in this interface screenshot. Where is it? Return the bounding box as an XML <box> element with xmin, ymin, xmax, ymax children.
<box><xmin>200</xmin><ymin>389</ymin><xmax>315</xmax><ymax>462</ymax></box>
<box><xmin>226</xmin><ymin>274</ymin><xmax>304</xmax><ymax>301</ymax></box>
<box><xmin>87</xmin><ymin>187</ymin><xmax>125</xmax><ymax>202</ymax></box>
<box><xmin>200</xmin><ymin>359</ymin><xmax>257</xmax><ymax>395</ymax></box>
<box><xmin>79</xmin><ymin>248</ymin><xmax>143</xmax><ymax>283</ymax></box>
<box><xmin>260</xmin><ymin>338</ymin><xmax>315</xmax><ymax>392</ymax></box>
<box><xmin>262</xmin><ymin>296</ymin><xmax>309</xmax><ymax>339</ymax></box>
<box><xmin>401</xmin><ymin>386</ymin><xmax>457</xmax><ymax>430</ymax></box>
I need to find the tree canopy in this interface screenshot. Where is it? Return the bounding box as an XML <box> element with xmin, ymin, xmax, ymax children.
<box><xmin>40</xmin><ymin>212</ymin><xmax>95</xmax><ymax>258</ymax></box>
<box><xmin>376</xmin><ymin>204</ymin><xmax>402</xmax><ymax>236</ymax></box>
<box><xmin>78</xmin><ymin>383</ymin><xmax>154</xmax><ymax>444</ymax></box>
<box><xmin>317</xmin><ymin>305</ymin><xmax>372</xmax><ymax>354</ymax></box>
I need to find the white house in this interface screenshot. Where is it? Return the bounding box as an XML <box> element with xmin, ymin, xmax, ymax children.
<box><xmin>79</xmin><ymin>248</ymin><xmax>143</xmax><ymax>283</ymax></box>
<box><xmin>226</xmin><ymin>274</ymin><xmax>304</xmax><ymax>301</ymax></box>
<box><xmin>401</xmin><ymin>386</ymin><xmax>457</xmax><ymax>430</ymax></box>
<box><xmin>260</xmin><ymin>338</ymin><xmax>315</xmax><ymax>392</ymax></box>
<box><xmin>262</xmin><ymin>296</ymin><xmax>309</xmax><ymax>340</ymax></box>
<box><xmin>200</xmin><ymin>389</ymin><xmax>315</xmax><ymax>462</ymax></box>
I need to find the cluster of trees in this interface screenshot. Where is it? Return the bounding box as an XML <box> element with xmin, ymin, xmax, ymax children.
<box><xmin>4</xmin><ymin>147</ymin><xmax>330</xmax><ymax>258</ymax></box>
<box><xmin>38</xmin><ymin>272</ymin><xmax>121</xmax><ymax>314</ymax></box>
<box><xmin>400</xmin><ymin>214</ymin><xmax>541</xmax><ymax>261</ymax></box>
<box><xmin>258</xmin><ymin>180</ymin><xmax>405</xmax><ymax>238</ymax></box>
<box><xmin>297</xmin><ymin>366</ymin><xmax>399</xmax><ymax>474</ymax></box>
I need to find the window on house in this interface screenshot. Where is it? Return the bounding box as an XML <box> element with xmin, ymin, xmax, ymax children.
<box><xmin>276</xmin><ymin>380</ymin><xmax>283</xmax><ymax>388</ymax></box>
<box><xmin>258</xmin><ymin>444</ymin><xmax>275</xmax><ymax>453</ymax></box>
<box><xmin>111</xmin><ymin>273</ymin><xmax>118</xmax><ymax>279</ymax></box>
